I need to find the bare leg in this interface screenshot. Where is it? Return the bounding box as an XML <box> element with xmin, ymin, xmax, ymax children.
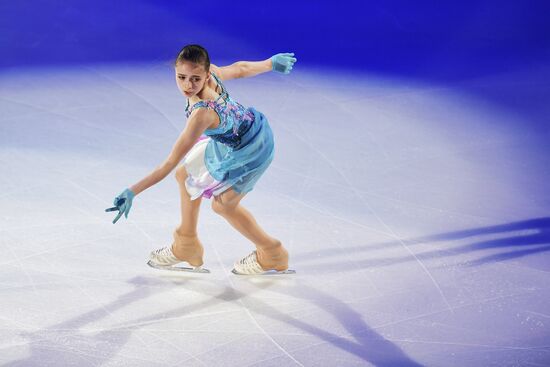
<box><xmin>172</xmin><ymin>165</ymin><xmax>204</xmax><ymax>267</ymax></box>
<box><xmin>212</xmin><ymin>189</ymin><xmax>288</xmax><ymax>271</ymax></box>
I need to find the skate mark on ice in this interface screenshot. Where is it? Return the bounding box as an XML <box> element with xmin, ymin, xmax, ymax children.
<box><xmin>85</xmin><ymin>66</ymin><xmax>180</xmax><ymax>132</ymax></box>
<box><xmin>209</xmin><ymin>239</ymin><xmax>305</xmax><ymax>367</ymax></box>
<box><xmin>4</xmin><ymin>233</ymin><xmax>39</xmax><ymax>294</ymax></box>
<box><xmin>0</xmin><ymin>95</ymin><xmax>158</xmax><ymax>143</ymax></box>
<box><xmin>271</xmin><ymin>162</ymin><xmax>498</xmax><ymax>223</ymax></box>
<box><xmin>241</xmin><ymin>282</ymin><xmax>423</xmax><ymax>367</ymax></box>
<box><xmin>7</xmin><ymin>276</ymin><xmax>205</xmax><ymax>366</ymax></box>
<box><xmin>278</xmin><ymin>112</ymin><xmax>453</xmax><ymax>313</ymax></box>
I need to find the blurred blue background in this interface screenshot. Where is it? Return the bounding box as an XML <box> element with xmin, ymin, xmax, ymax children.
<box><xmin>1</xmin><ymin>0</ymin><xmax>549</xmax><ymax>130</ymax></box>
<box><xmin>1</xmin><ymin>0</ymin><xmax>549</xmax><ymax>80</ymax></box>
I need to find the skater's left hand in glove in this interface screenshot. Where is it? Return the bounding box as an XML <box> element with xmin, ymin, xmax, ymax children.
<box><xmin>106</xmin><ymin>188</ymin><xmax>135</xmax><ymax>224</ymax></box>
<box><xmin>270</xmin><ymin>53</ymin><xmax>297</xmax><ymax>74</ymax></box>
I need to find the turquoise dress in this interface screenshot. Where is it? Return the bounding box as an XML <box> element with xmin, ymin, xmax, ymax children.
<box><xmin>180</xmin><ymin>72</ymin><xmax>275</xmax><ymax>200</ymax></box>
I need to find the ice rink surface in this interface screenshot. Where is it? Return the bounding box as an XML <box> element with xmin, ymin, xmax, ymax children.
<box><xmin>1</xmin><ymin>62</ymin><xmax>549</xmax><ymax>366</ymax></box>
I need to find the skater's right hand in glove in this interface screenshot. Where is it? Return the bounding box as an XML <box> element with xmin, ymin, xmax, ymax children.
<box><xmin>270</xmin><ymin>53</ymin><xmax>297</xmax><ymax>74</ymax></box>
<box><xmin>105</xmin><ymin>188</ymin><xmax>135</xmax><ymax>224</ymax></box>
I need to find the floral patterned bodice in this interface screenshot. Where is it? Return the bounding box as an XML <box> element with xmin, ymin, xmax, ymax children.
<box><xmin>185</xmin><ymin>73</ymin><xmax>255</xmax><ymax>148</ymax></box>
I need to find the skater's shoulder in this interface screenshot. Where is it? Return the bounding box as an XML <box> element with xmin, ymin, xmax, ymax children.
<box><xmin>188</xmin><ymin>104</ymin><xmax>219</xmax><ymax>122</ymax></box>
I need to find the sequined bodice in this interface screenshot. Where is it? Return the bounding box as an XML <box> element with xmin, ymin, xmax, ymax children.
<box><xmin>185</xmin><ymin>73</ymin><xmax>255</xmax><ymax>148</ymax></box>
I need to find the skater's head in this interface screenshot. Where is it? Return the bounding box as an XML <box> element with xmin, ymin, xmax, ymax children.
<box><xmin>175</xmin><ymin>44</ymin><xmax>210</xmax><ymax>70</ymax></box>
<box><xmin>174</xmin><ymin>44</ymin><xmax>211</xmax><ymax>98</ymax></box>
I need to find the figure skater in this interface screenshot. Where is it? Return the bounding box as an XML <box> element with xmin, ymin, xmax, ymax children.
<box><xmin>106</xmin><ymin>44</ymin><xmax>297</xmax><ymax>275</ymax></box>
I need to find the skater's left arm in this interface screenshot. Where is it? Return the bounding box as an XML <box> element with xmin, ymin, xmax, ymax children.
<box><xmin>129</xmin><ymin>109</ymin><xmax>212</xmax><ymax>196</ymax></box>
<box><xmin>212</xmin><ymin>60</ymin><xmax>270</xmax><ymax>80</ymax></box>
<box><xmin>211</xmin><ymin>53</ymin><xmax>297</xmax><ymax>80</ymax></box>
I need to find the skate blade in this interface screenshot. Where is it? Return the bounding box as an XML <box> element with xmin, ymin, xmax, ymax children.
<box><xmin>147</xmin><ymin>261</ymin><xmax>210</xmax><ymax>273</ymax></box>
<box><xmin>231</xmin><ymin>268</ymin><xmax>296</xmax><ymax>276</ymax></box>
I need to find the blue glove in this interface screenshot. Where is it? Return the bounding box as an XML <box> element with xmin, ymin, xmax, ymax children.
<box><xmin>271</xmin><ymin>52</ymin><xmax>297</xmax><ymax>74</ymax></box>
<box><xmin>105</xmin><ymin>188</ymin><xmax>135</xmax><ymax>224</ymax></box>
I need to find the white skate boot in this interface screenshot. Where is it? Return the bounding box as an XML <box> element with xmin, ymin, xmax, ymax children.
<box><xmin>232</xmin><ymin>250</ymin><xmax>295</xmax><ymax>275</ymax></box>
<box><xmin>147</xmin><ymin>246</ymin><xmax>210</xmax><ymax>273</ymax></box>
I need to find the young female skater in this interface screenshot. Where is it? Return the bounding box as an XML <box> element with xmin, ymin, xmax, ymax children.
<box><xmin>106</xmin><ymin>44</ymin><xmax>297</xmax><ymax>274</ymax></box>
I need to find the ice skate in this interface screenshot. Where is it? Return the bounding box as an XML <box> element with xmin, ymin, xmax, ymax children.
<box><xmin>231</xmin><ymin>250</ymin><xmax>295</xmax><ymax>275</ymax></box>
<box><xmin>147</xmin><ymin>246</ymin><xmax>210</xmax><ymax>273</ymax></box>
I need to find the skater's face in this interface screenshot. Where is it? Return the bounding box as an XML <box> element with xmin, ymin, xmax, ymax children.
<box><xmin>175</xmin><ymin>61</ymin><xmax>209</xmax><ymax>98</ymax></box>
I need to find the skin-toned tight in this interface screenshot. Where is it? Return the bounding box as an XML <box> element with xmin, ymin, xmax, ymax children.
<box><xmin>172</xmin><ymin>165</ymin><xmax>288</xmax><ymax>270</ymax></box>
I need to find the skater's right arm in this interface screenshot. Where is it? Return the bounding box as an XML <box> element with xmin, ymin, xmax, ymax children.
<box><xmin>107</xmin><ymin>105</ymin><xmax>214</xmax><ymax>223</ymax></box>
<box><xmin>128</xmin><ymin>109</ymin><xmax>213</xmax><ymax>196</ymax></box>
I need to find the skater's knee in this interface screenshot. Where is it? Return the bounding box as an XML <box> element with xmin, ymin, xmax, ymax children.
<box><xmin>211</xmin><ymin>198</ymin><xmax>238</xmax><ymax>217</ymax></box>
<box><xmin>175</xmin><ymin>165</ymin><xmax>188</xmax><ymax>184</ymax></box>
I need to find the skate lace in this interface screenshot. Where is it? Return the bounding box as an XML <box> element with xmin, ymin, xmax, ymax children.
<box><xmin>239</xmin><ymin>251</ymin><xmax>258</xmax><ymax>265</ymax></box>
<box><xmin>235</xmin><ymin>250</ymin><xmax>265</xmax><ymax>274</ymax></box>
<box><xmin>153</xmin><ymin>247</ymin><xmax>174</xmax><ymax>258</ymax></box>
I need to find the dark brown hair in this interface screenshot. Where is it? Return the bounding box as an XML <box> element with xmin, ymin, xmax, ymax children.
<box><xmin>175</xmin><ymin>44</ymin><xmax>210</xmax><ymax>71</ymax></box>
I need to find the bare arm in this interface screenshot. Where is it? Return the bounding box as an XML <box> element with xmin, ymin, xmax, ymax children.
<box><xmin>211</xmin><ymin>59</ymin><xmax>272</xmax><ymax>81</ymax></box>
<box><xmin>129</xmin><ymin>109</ymin><xmax>213</xmax><ymax>195</ymax></box>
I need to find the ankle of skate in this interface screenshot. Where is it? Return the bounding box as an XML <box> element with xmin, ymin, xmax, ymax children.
<box><xmin>171</xmin><ymin>230</ymin><xmax>204</xmax><ymax>267</ymax></box>
<box><xmin>256</xmin><ymin>244</ymin><xmax>288</xmax><ymax>271</ymax></box>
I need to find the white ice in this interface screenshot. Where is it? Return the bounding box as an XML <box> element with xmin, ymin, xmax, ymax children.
<box><xmin>1</xmin><ymin>62</ymin><xmax>549</xmax><ymax>366</ymax></box>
